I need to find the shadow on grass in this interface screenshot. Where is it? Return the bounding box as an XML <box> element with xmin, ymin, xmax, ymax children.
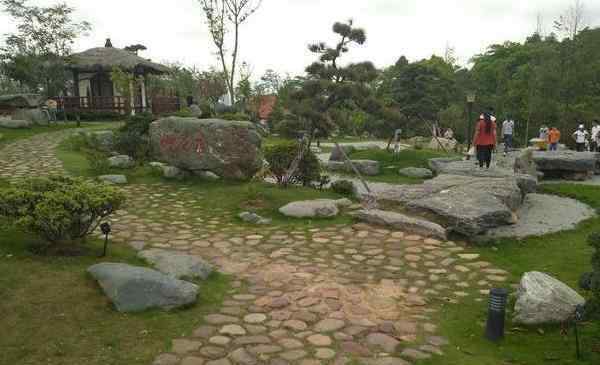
<box><xmin>0</xmin><ymin>221</ymin><xmax>232</xmax><ymax>365</ymax></box>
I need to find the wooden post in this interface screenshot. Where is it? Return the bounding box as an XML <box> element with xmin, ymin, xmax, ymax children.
<box><xmin>140</xmin><ymin>76</ymin><xmax>147</xmax><ymax>113</ymax></box>
<box><xmin>73</xmin><ymin>70</ymin><xmax>80</xmax><ymax>97</ymax></box>
<box><xmin>128</xmin><ymin>79</ymin><xmax>135</xmax><ymax>116</ymax></box>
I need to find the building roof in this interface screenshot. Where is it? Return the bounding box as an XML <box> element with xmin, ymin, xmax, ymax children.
<box><xmin>66</xmin><ymin>46</ymin><xmax>170</xmax><ymax>74</ymax></box>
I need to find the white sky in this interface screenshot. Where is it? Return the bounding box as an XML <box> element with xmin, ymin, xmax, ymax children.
<box><xmin>1</xmin><ymin>0</ymin><xmax>600</xmax><ymax>79</ymax></box>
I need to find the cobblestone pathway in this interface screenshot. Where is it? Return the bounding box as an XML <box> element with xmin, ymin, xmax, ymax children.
<box><xmin>0</xmin><ymin>132</ymin><xmax>511</xmax><ymax>365</ymax></box>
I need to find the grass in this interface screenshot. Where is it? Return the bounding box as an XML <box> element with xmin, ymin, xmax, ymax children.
<box><xmin>419</xmin><ymin>184</ymin><xmax>600</xmax><ymax>365</ymax></box>
<box><xmin>0</xmin><ymin>220</ymin><xmax>232</xmax><ymax>365</ymax></box>
<box><xmin>346</xmin><ymin>148</ymin><xmax>455</xmax><ymax>184</ymax></box>
<box><xmin>55</xmin><ymin>138</ymin><xmax>353</xmax><ymax>228</ymax></box>
<box><xmin>0</xmin><ymin>121</ymin><xmax>119</xmax><ymax>147</ymax></box>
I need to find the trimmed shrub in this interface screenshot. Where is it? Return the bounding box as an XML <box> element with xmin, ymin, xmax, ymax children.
<box><xmin>331</xmin><ymin>180</ymin><xmax>355</xmax><ymax>197</ymax></box>
<box><xmin>0</xmin><ymin>176</ymin><xmax>125</xmax><ymax>245</ymax></box>
<box><xmin>275</xmin><ymin>119</ymin><xmax>305</xmax><ymax>139</ymax></box>
<box><xmin>120</xmin><ymin>112</ymin><xmax>155</xmax><ymax>135</ymax></box>
<box><xmin>264</xmin><ymin>141</ymin><xmax>321</xmax><ymax>187</ymax></box>
<box><xmin>220</xmin><ymin>112</ymin><xmax>250</xmax><ymax>121</ymax></box>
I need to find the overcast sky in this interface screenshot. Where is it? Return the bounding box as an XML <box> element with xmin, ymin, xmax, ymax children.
<box><xmin>1</xmin><ymin>0</ymin><xmax>600</xmax><ymax>79</ymax></box>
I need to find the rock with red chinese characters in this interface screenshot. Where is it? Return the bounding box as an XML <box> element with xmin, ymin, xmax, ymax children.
<box><xmin>149</xmin><ymin>117</ymin><xmax>263</xmax><ymax>180</ymax></box>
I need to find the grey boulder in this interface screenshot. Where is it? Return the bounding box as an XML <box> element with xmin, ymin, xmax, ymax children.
<box><xmin>533</xmin><ymin>151</ymin><xmax>597</xmax><ymax>180</ymax></box>
<box><xmin>108</xmin><ymin>155</ymin><xmax>135</xmax><ymax>169</ymax></box>
<box><xmin>376</xmin><ymin>174</ymin><xmax>524</xmax><ymax>236</ymax></box>
<box><xmin>398</xmin><ymin>167</ymin><xmax>433</xmax><ymax>179</ymax></box>
<box><xmin>514</xmin><ymin>271</ymin><xmax>585</xmax><ymax>325</ymax></box>
<box><xmin>138</xmin><ymin>249</ymin><xmax>213</xmax><ymax>280</ymax></box>
<box><xmin>99</xmin><ymin>175</ymin><xmax>127</xmax><ymax>184</ymax></box>
<box><xmin>149</xmin><ymin>117</ymin><xmax>263</xmax><ymax>180</ymax></box>
<box><xmin>0</xmin><ymin>118</ymin><xmax>32</xmax><ymax>129</ymax></box>
<box><xmin>329</xmin><ymin>145</ymin><xmax>356</xmax><ymax>161</ymax></box>
<box><xmin>356</xmin><ymin>209</ymin><xmax>447</xmax><ymax>240</ymax></box>
<box><xmin>279</xmin><ymin>199</ymin><xmax>342</xmax><ymax>218</ymax></box>
<box><xmin>88</xmin><ymin>263</ymin><xmax>199</xmax><ymax>312</ymax></box>
<box><xmin>326</xmin><ymin>160</ymin><xmax>380</xmax><ymax>176</ymax></box>
<box><xmin>161</xmin><ymin>165</ymin><xmax>187</xmax><ymax>180</ymax></box>
<box><xmin>239</xmin><ymin>211</ymin><xmax>272</xmax><ymax>225</ymax></box>
<box><xmin>195</xmin><ymin>170</ymin><xmax>221</xmax><ymax>181</ymax></box>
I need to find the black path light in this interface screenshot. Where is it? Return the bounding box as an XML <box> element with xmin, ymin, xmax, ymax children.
<box><xmin>573</xmin><ymin>304</ymin><xmax>585</xmax><ymax>360</ymax></box>
<box><xmin>485</xmin><ymin>287</ymin><xmax>509</xmax><ymax>342</ymax></box>
<box><xmin>100</xmin><ymin>222</ymin><xmax>111</xmax><ymax>257</ymax></box>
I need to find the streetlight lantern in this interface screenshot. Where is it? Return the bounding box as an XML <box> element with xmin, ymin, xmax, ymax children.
<box><xmin>466</xmin><ymin>92</ymin><xmax>476</xmax><ymax>104</ymax></box>
<box><xmin>466</xmin><ymin>92</ymin><xmax>477</xmax><ymax>154</ymax></box>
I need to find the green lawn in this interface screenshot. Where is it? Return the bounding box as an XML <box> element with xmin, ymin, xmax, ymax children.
<box><xmin>0</xmin><ymin>220</ymin><xmax>232</xmax><ymax>365</ymax></box>
<box><xmin>0</xmin><ymin>122</ymin><xmax>119</xmax><ymax>147</ymax></box>
<box><xmin>347</xmin><ymin>148</ymin><xmax>454</xmax><ymax>184</ymax></box>
<box><xmin>420</xmin><ymin>184</ymin><xmax>600</xmax><ymax>365</ymax></box>
<box><xmin>56</xmin><ymin>137</ymin><xmax>353</xmax><ymax>228</ymax></box>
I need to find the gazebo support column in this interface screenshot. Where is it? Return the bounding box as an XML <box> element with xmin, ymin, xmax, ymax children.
<box><xmin>140</xmin><ymin>76</ymin><xmax>147</xmax><ymax>113</ymax></box>
<box><xmin>72</xmin><ymin>70</ymin><xmax>80</xmax><ymax>97</ymax></box>
<box><xmin>128</xmin><ymin>79</ymin><xmax>135</xmax><ymax>116</ymax></box>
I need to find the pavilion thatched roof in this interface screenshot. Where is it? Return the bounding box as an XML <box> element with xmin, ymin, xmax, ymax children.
<box><xmin>66</xmin><ymin>47</ymin><xmax>170</xmax><ymax>74</ymax></box>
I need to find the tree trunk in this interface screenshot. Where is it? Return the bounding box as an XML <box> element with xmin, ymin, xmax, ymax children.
<box><xmin>229</xmin><ymin>19</ymin><xmax>240</xmax><ymax>106</ymax></box>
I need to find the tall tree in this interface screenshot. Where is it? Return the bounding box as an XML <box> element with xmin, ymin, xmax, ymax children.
<box><xmin>288</xmin><ymin>20</ymin><xmax>400</xmax><ymax>143</ymax></box>
<box><xmin>199</xmin><ymin>0</ymin><xmax>262</xmax><ymax>105</ymax></box>
<box><xmin>0</xmin><ymin>0</ymin><xmax>91</xmax><ymax>96</ymax></box>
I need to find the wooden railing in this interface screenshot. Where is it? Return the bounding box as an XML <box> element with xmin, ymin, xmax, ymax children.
<box><xmin>52</xmin><ymin>96</ymin><xmax>180</xmax><ymax>115</ymax></box>
<box><xmin>152</xmin><ymin>96</ymin><xmax>180</xmax><ymax>115</ymax></box>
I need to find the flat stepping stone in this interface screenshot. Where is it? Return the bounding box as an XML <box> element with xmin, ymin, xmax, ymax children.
<box><xmin>205</xmin><ymin>314</ymin><xmax>240</xmax><ymax>325</ymax></box>
<box><xmin>314</xmin><ymin>319</ymin><xmax>345</xmax><ymax>332</ymax></box>
<box><xmin>401</xmin><ymin>348</ymin><xmax>431</xmax><ymax>360</ymax></box>
<box><xmin>356</xmin><ymin>209</ymin><xmax>447</xmax><ymax>240</ymax></box>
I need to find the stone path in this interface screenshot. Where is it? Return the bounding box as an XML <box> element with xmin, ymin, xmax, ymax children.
<box><xmin>0</xmin><ymin>131</ymin><xmax>513</xmax><ymax>365</ymax></box>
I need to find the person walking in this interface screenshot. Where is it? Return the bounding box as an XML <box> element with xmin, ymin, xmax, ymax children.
<box><xmin>502</xmin><ymin>117</ymin><xmax>515</xmax><ymax>155</ymax></box>
<box><xmin>548</xmin><ymin>127</ymin><xmax>561</xmax><ymax>151</ymax></box>
<box><xmin>473</xmin><ymin>113</ymin><xmax>497</xmax><ymax>169</ymax></box>
<box><xmin>591</xmin><ymin>120</ymin><xmax>600</xmax><ymax>152</ymax></box>
<box><xmin>572</xmin><ymin>124</ymin><xmax>589</xmax><ymax>152</ymax></box>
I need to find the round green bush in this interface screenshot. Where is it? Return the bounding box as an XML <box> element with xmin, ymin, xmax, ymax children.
<box><xmin>331</xmin><ymin>180</ymin><xmax>355</xmax><ymax>197</ymax></box>
<box><xmin>0</xmin><ymin>176</ymin><xmax>125</xmax><ymax>245</ymax></box>
<box><xmin>264</xmin><ymin>141</ymin><xmax>321</xmax><ymax>187</ymax></box>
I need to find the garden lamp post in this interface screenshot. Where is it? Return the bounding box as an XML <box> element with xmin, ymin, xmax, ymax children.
<box><xmin>100</xmin><ymin>222</ymin><xmax>111</xmax><ymax>257</ymax></box>
<box><xmin>466</xmin><ymin>92</ymin><xmax>476</xmax><ymax>152</ymax></box>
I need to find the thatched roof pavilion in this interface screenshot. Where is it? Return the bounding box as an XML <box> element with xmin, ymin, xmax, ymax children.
<box><xmin>66</xmin><ymin>46</ymin><xmax>169</xmax><ymax>74</ymax></box>
<box><xmin>63</xmin><ymin>39</ymin><xmax>171</xmax><ymax>115</ymax></box>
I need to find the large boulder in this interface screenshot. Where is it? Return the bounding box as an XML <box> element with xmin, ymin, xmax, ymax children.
<box><xmin>427</xmin><ymin>157</ymin><xmax>462</xmax><ymax>173</ymax></box>
<box><xmin>428</xmin><ymin>137</ymin><xmax>457</xmax><ymax>152</ymax></box>
<box><xmin>427</xmin><ymin>158</ymin><xmax>537</xmax><ymax>195</ymax></box>
<box><xmin>398</xmin><ymin>167</ymin><xmax>433</xmax><ymax>179</ymax></box>
<box><xmin>376</xmin><ymin>174</ymin><xmax>524</xmax><ymax>236</ymax></box>
<box><xmin>12</xmin><ymin>108</ymin><xmax>47</xmax><ymax>125</ymax></box>
<box><xmin>532</xmin><ymin>151</ymin><xmax>598</xmax><ymax>180</ymax></box>
<box><xmin>87</xmin><ymin>263</ymin><xmax>199</xmax><ymax>312</ymax></box>
<box><xmin>0</xmin><ymin>118</ymin><xmax>32</xmax><ymax>129</ymax></box>
<box><xmin>98</xmin><ymin>175</ymin><xmax>127</xmax><ymax>185</ymax></box>
<box><xmin>138</xmin><ymin>249</ymin><xmax>213</xmax><ymax>280</ymax></box>
<box><xmin>149</xmin><ymin>117</ymin><xmax>263</xmax><ymax>180</ymax></box>
<box><xmin>356</xmin><ymin>209</ymin><xmax>447</xmax><ymax>240</ymax></box>
<box><xmin>514</xmin><ymin>271</ymin><xmax>585</xmax><ymax>325</ymax></box>
<box><xmin>329</xmin><ymin>145</ymin><xmax>356</xmax><ymax>161</ymax></box>
<box><xmin>279</xmin><ymin>199</ymin><xmax>350</xmax><ymax>218</ymax></box>
<box><xmin>326</xmin><ymin>160</ymin><xmax>380</xmax><ymax>176</ymax></box>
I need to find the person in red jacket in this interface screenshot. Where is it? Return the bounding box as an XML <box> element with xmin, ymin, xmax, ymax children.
<box><xmin>472</xmin><ymin>113</ymin><xmax>497</xmax><ymax>169</ymax></box>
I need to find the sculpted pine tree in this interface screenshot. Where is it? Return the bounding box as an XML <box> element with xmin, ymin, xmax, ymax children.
<box><xmin>289</xmin><ymin>20</ymin><xmax>398</xmax><ymax>144</ymax></box>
